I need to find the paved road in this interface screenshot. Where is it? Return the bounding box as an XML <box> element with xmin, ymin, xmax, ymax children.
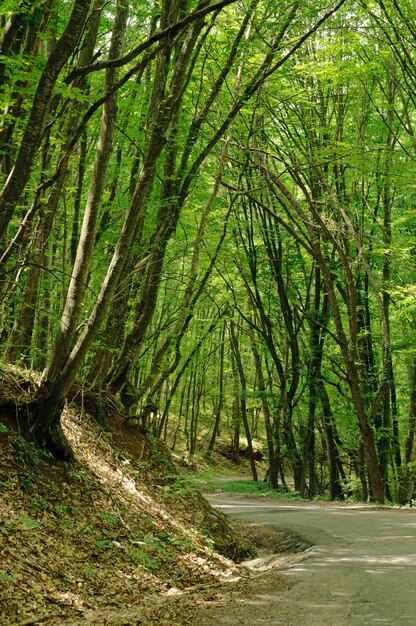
<box><xmin>205</xmin><ymin>494</ymin><xmax>416</xmax><ymax>625</ymax></box>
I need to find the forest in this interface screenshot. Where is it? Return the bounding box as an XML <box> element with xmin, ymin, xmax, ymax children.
<box><xmin>1</xmin><ymin>0</ymin><xmax>415</xmax><ymax>506</ymax></box>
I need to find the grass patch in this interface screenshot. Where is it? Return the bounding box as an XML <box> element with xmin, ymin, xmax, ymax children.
<box><xmin>217</xmin><ymin>480</ymin><xmax>275</xmax><ymax>495</ymax></box>
<box><xmin>187</xmin><ymin>474</ymin><xmax>306</xmax><ymax>500</ymax></box>
<box><xmin>216</xmin><ymin>480</ymin><xmax>305</xmax><ymax>500</ymax></box>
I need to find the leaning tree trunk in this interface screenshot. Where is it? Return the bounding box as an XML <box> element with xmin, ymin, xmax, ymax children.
<box><xmin>4</xmin><ymin>5</ymin><xmax>102</xmax><ymax>364</ymax></box>
<box><xmin>46</xmin><ymin>0</ymin><xmax>128</xmax><ymax>381</ymax></box>
<box><xmin>107</xmin><ymin>5</ymin><xmax>209</xmax><ymax>403</ymax></box>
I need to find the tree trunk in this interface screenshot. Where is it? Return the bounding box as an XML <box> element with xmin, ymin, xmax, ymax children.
<box><xmin>0</xmin><ymin>0</ymin><xmax>92</xmax><ymax>240</ymax></box>
<box><xmin>319</xmin><ymin>381</ymin><xmax>344</xmax><ymax>500</ymax></box>
<box><xmin>249</xmin><ymin>326</ymin><xmax>278</xmax><ymax>488</ymax></box>
<box><xmin>46</xmin><ymin>0</ymin><xmax>128</xmax><ymax>381</ymax></box>
<box><xmin>206</xmin><ymin>321</ymin><xmax>226</xmax><ymax>456</ymax></box>
<box><xmin>398</xmin><ymin>358</ymin><xmax>416</xmax><ymax>503</ymax></box>
<box><xmin>28</xmin><ymin>390</ymin><xmax>71</xmax><ymax>460</ymax></box>
<box><xmin>229</xmin><ymin>320</ymin><xmax>258</xmax><ymax>481</ymax></box>
<box><xmin>230</xmin><ymin>344</ymin><xmax>241</xmax><ymax>465</ymax></box>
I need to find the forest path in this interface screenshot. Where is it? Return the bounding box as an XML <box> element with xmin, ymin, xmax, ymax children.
<box><xmin>201</xmin><ymin>494</ymin><xmax>416</xmax><ymax>625</ymax></box>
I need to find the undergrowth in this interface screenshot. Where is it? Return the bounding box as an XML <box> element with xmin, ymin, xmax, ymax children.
<box><xmin>188</xmin><ymin>475</ymin><xmax>304</xmax><ymax>500</ymax></box>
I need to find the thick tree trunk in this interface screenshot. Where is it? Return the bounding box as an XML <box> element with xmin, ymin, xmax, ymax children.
<box><xmin>25</xmin><ymin>2</ymin><xmax>173</xmax><ymax>449</ymax></box>
<box><xmin>107</xmin><ymin>6</ymin><xmax>208</xmax><ymax>400</ymax></box>
<box><xmin>28</xmin><ymin>388</ymin><xmax>71</xmax><ymax>460</ymax></box>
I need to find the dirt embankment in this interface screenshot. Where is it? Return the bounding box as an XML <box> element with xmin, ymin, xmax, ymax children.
<box><xmin>0</xmin><ymin>368</ymin><xmax>310</xmax><ymax>626</ymax></box>
<box><xmin>0</xmin><ymin>367</ymin><xmax>259</xmax><ymax>625</ymax></box>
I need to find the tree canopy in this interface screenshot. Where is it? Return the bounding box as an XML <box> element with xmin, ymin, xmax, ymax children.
<box><xmin>1</xmin><ymin>0</ymin><xmax>415</xmax><ymax>504</ymax></box>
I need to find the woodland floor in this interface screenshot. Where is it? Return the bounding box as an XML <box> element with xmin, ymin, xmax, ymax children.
<box><xmin>0</xmin><ymin>368</ymin><xmax>309</xmax><ymax>626</ymax></box>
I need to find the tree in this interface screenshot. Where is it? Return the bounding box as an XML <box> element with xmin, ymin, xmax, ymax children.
<box><xmin>3</xmin><ymin>0</ymin><xmax>416</xmax><ymax>509</ymax></box>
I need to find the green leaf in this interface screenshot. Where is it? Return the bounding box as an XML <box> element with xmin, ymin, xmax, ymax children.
<box><xmin>98</xmin><ymin>512</ymin><xmax>119</xmax><ymax>526</ymax></box>
<box><xmin>20</xmin><ymin>517</ymin><xmax>41</xmax><ymax>529</ymax></box>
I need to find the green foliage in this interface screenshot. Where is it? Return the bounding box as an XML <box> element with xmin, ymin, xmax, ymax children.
<box><xmin>128</xmin><ymin>547</ymin><xmax>159</xmax><ymax>570</ymax></box>
<box><xmin>13</xmin><ymin>436</ymin><xmax>42</xmax><ymax>467</ymax></box>
<box><xmin>19</xmin><ymin>516</ymin><xmax>41</xmax><ymax>529</ymax></box>
<box><xmin>1</xmin><ymin>0</ymin><xmax>415</xmax><ymax>505</ymax></box>
<box><xmin>52</xmin><ymin>504</ymin><xmax>68</xmax><ymax>517</ymax></box>
<box><xmin>217</xmin><ymin>480</ymin><xmax>274</xmax><ymax>494</ymax></box>
<box><xmin>94</xmin><ymin>539</ymin><xmax>111</xmax><ymax>550</ymax></box>
<box><xmin>98</xmin><ymin>512</ymin><xmax>120</xmax><ymax>526</ymax></box>
<box><xmin>156</xmin><ymin>473</ymin><xmax>194</xmax><ymax>497</ymax></box>
<box><xmin>13</xmin><ymin>436</ymin><xmax>52</xmax><ymax>494</ymax></box>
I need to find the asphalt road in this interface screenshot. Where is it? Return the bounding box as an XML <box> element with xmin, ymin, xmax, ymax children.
<box><xmin>205</xmin><ymin>494</ymin><xmax>416</xmax><ymax>625</ymax></box>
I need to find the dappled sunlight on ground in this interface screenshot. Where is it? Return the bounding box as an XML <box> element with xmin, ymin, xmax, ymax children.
<box><xmin>63</xmin><ymin>407</ymin><xmax>246</xmax><ymax>579</ymax></box>
<box><xmin>325</xmin><ymin>554</ymin><xmax>416</xmax><ymax>566</ymax></box>
<box><xmin>198</xmin><ymin>493</ymin><xmax>416</xmax><ymax>625</ymax></box>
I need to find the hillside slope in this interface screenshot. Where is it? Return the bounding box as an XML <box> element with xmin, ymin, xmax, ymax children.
<box><xmin>0</xmin><ymin>368</ymin><xmax>252</xmax><ymax>625</ymax></box>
